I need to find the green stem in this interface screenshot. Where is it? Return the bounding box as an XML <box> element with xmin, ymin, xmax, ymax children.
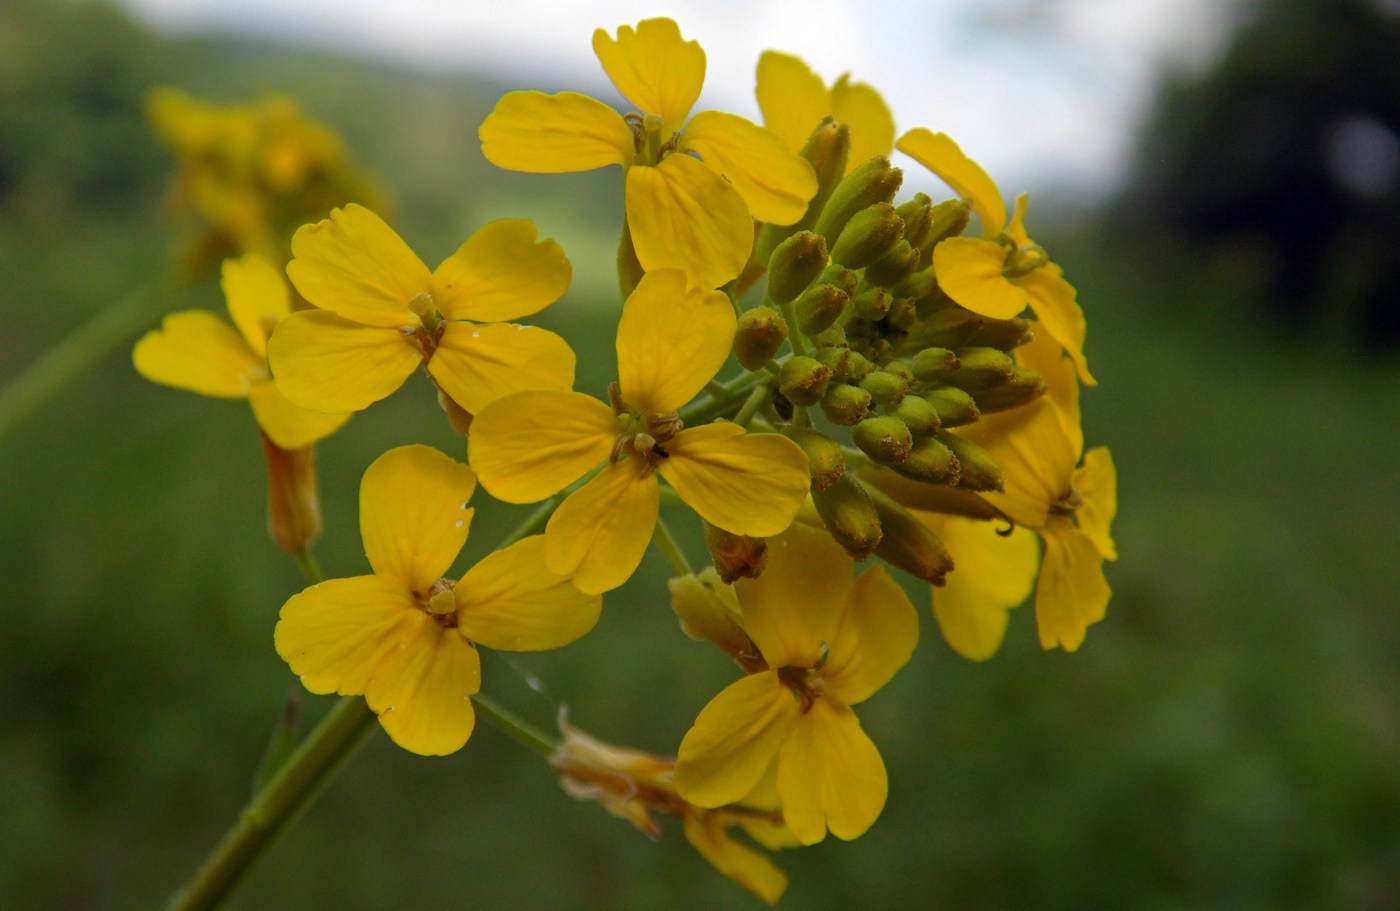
<box><xmin>292</xmin><ymin>549</ymin><xmax>323</xmax><ymax>586</ymax></box>
<box><xmin>778</xmin><ymin>299</ymin><xmax>809</xmax><ymax>356</ymax></box>
<box><xmin>500</xmin><ymin>495</ymin><xmax>563</xmax><ymax>549</ymax></box>
<box><xmin>162</xmin><ymin>695</ymin><xmax>377</xmax><ymax>911</ymax></box>
<box><xmin>732</xmin><ymin>385</ymin><xmax>772</xmax><ymax>429</ymax></box>
<box><xmin>471</xmin><ymin>692</ymin><xmax>557</xmax><ymax>759</ymax></box>
<box><xmin>678</xmin><ymin>371</ymin><xmax>768</xmax><ymax>425</ymax></box>
<box><xmin>651</xmin><ymin>517</ymin><xmax>694</xmax><ymax>576</ymax></box>
<box><xmin>0</xmin><ymin>279</ymin><xmax>172</xmax><ymax>443</ymax></box>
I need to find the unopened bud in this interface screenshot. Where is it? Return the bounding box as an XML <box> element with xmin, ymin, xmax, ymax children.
<box><xmin>880</xmin><ymin>358</ymin><xmax>914</xmax><ymax>383</ymax></box>
<box><xmin>784</xmin><ymin>427</ymin><xmax>846</xmax><ymax>492</ymax></box>
<box><xmin>820</xmin><ymin>382</ymin><xmax>871</xmax><ymax>425</ymax></box>
<box><xmin>861</xmin><ymin>465</ymin><xmax>1006</xmax><ymax>521</ymax></box>
<box><xmin>914</xmin><ymin>307</ymin><xmax>985</xmax><ymax>348</ymax></box>
<box><xmin>260</xmin><ymin>433</ymin><xmax>322</xmax><ymax>555</ymax></box>
<box><xmin>938</xmin><ymin>431</ymin><xmax>1004</xmax><ymax>492</ymax></box>
<box><xmin>950</xmin><ymin>347</ymin><xmax>1016</xmax><ymax>392</ymax></box>
<box><xmin>967</xmin><ymin>317</ymin><xmax>1036</xmax><ymax>350</ymax></box>
<box><xmin>733</xmin><ymin>306</ymin><xmax>788</xmax><ymax>370</ymax></box>
<box><xmin>831</xmin><ymin>203</ymin><xmax>904</xmax><ymax>269</ymax></box>
<box><xmin>910</xmin><ymin>347</ymin><xmax>960</xmax><ymax>382</ymax></box>
<box><xmin>892</xmin><ymin>394</ymin><xmax>941</xmax><ymax>436</ymax></box>
<box><xmin>860</xmin><ymin>369</ymin><xmax>907</xmax><ymax>407</ymax></box>
<box><xmin>852</xmin><ymin>415</ymin><xmax>913</xmax><ymax>465</ymax></box>
<box><xmin>811</xmin><ymin>473</ymin><xmax>883</xmax><ymax>560</ymax></box>
<box><xmin>766</xmin><ymin>231</ymin><xmax>829</xmax><ymax>304</ymax></box>
<box><xmin>812</xmin><ymin>324</ymin><xmax>848</xmax><ymax>349</ymax></box>
<box><xmin>971</xmin><ymin>366</ymin><xmax>1046</xmax><ymax>414</ymax></box>
<box><xmin>922</xmin><ymin>386</ymin><xmax>981</xmax><ymax>427</ymax></box>
<box><xmin>864</xmin><ymin>240</ymin><xmax>920</xmax><ymax>288</ymax></box>
<box><xmin>756</xmin><ymin>118</ymin><xmax>850</xmax><ymax>263</ymax></box>
<box><xmin>818</xmin><ymin>264</ymin><xmax>859</xmax><ymax>298</ymax></box>
<box><xmin>895</xmin><ymin>193</ymin><xmax>935</xmax><ymax>251</ymax></box>
<box><xmin>885</xmin><ymin>296</ymin><xmax>918</xmax><ymax>332</ymax></box>
<box><xmin>778</xmin><ymin>356</ymin><xmax>831</xmax><ymax>406</ymax></box>
<box><xmin>814</xmin><ymin>156</ymin><xmax>903</xmax><ymax>248</ymax></box>
<box><xmin>892</xmin><ymin>434</ymin><xmax>960</xmax><ymax>485</ymax></box>
<box><xmin>850</xmin><ymin>285</ymin><xmax>891</xmax><ymax>321</ymax></box>
<box><xmin>703</xmin><ymin>523</ymin><xmax>768</xmax><ymax>583</ymax></box>
<box><xmin>921</xmin><ymin>198</ymin><xmax>972</xmax><ymax>261</ymax></box>
<box><xmin>669</xmin><ymin>569</ymin><xmax>763</xmax><ymax>670</ymax></box>
<box><xmin>866</xmin><ymin>485</ymin><xmax>956</xmax><ymax>585</ymax></box>
<box><xmin>843</xmin><ymin>350</ymin><xmax>875</xmax><ymax>382</ymax></box>
<box><xmin>814</xmin><ymin>345</ymin><xmax>853</xmax><ymax>382</ymax></box>
<box><xmin>794</xmin><ymin>283</ymin><xmax>849</xmax><ymax>336</ymax></box>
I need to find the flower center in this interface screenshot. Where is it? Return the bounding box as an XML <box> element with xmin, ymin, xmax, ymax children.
<box><xmin>606</xmin><ymin>381</ymin><xmax>682</xmax><ymax>475</ymax></box>
<box><xmin>1000</xmin><ymin>239</ymin><xmax>1049</xmax><ymax>278</ymax></box>
<box><xmin>623</xmin><ymin>112</ymin><xmax>680</xmax><ymax>166</ymax></box>
<box><xmin>402</xmin><ymin>291</ymin><xmax>445</xmax><ymax>360</ymax></box>
<box><xmin>1050</xmin><ymin>484</ymin><xmax>1084</xmax><ymax>516</ymax></box>
<box><xmin>418</xmin><ymin>577</ymin><xmax>459</xmax><ymax>628</ymax></box>
<box><xmin>777</xmin><ymin>645</ymin><xmax>829</xmax><ymax>713</ymax></box>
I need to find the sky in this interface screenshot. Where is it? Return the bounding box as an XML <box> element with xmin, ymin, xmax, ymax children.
<box><xmin>115</xmin><ymin>0</ymin><xmax>1235</xmax><ymax>200</ymax></box>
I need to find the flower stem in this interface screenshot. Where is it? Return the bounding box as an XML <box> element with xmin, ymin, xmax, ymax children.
<box><xmin>162</xmin><ymin>695</ymin><xmax>377</xmax><ymax>911</ymax></box>
<box><xmin>471</xmin><ymin>692</ymin><xmax>558</xmax><ymax>758</ymax></box>
<box><xmin>732</xmin><ymin>384</ymin><xmax>772</xmax><ymax>429</ymax></box>
<box><xmin>651</xmin><ymin>517</ymin><xmax>694</xmax><ymax>576</ymax></box>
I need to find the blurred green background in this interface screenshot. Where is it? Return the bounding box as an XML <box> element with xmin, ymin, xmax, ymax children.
<box><xmin>2</xmin><ymin>0</ymin><xmax>1399</xmax><ymax>908</ymax></box>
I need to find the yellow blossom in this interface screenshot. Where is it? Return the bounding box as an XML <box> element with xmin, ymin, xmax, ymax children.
<box><xmin>133</xmin><ymin>252</ymin><xmax>350</xmax><ymax>450</ymax></box>
<box><xmin>274</xmin><ymin>445</ymin><xmax>601</xmax><ymax>755</ymax></box>
<box><xmin>897</xmin><ymin>128</ymin><xmax>1096</xmax><ymax>384</ymax></box>
<box><xmin>755</xmin><ymin>51</ymin><xmax>895</xmax><ymax>172</ymax></box>
<box><xmin>266</xmin><ymin>204</ymin><xmax>576</xmax><ymax>417</ymax></box>
<box><xmin>673</xmin><ymin>522</ymin><xmax>919</xmax><ymax>845</ymax></box>
<box><xmin>479</xmin><ymin>18</ymin><xmax>817</xmax><ymax>289</ymax></box>
<box><xmin>468</xmin><ymin>269</ymin><xmax>810</xmax><ymax>594</ymax></box>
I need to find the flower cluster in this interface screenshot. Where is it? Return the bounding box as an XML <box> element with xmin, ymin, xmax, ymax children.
<box><xmin>137</xmin><ymin>16</ymin><xmax>1117</xmax><ymax>905</ymax></box>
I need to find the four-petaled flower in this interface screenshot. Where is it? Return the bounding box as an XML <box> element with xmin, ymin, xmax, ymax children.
<box><xmin>898</xmin><ymin>128</ymin><xmax>1096</xmax><ymax>384</ymax></box>
<box><xmin>673</xmin><ymin>521</ymin><xmax>919</xmax><ymax>845</ymax></box>
<box><xmin>755</xmin><ymin>50</ymin><xmax>895</xmax><ymax>173</ymax></box>
<box><xmin>479</xmin><ymin>17</ymin><xmax>818</xmax><ymax>289</ymax></box>
<box><xmin>133</xmin><ymin>252</ymin><xmax>350</xmax><ymax>449</ymax></box>
<box><xmin>274</xmin><ymin>445</ymin><xmax>602</xmax><ymax>755</ymax></box>
<box><xmin>468</xmin><ymin>268</ymin><xmax>811</xmax><ymax>594</ymax></box>
<box><xmin>267</xmin><ymin>204</ymin><xmax>576</xmax><ymax>417</ymax></box>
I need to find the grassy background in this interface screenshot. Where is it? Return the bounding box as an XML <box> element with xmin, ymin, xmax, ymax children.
<box><xmin>2</xmin><ymin>1</ymin><xmax>1398</xmax><ymax>908</ymax></box>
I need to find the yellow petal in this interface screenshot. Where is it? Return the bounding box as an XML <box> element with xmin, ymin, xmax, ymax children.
<box><xmin>776</xmin><ymin>699</ymin><xmax>887</xmax><ymax>845</ymax></box>
<box><xmin>932</xmin><ymin>237</ymin><xmax>1028</xmax><ymax>320</ymax></box>
<box><xmin>467</xmin><ymin>390</ymin><xmax>615</xmax><ymax>503</ymax></box>
<box><xmin>669</xmin><ymin>567</ymin><xmax>750</xmax><ymax>658</ymax></box>
<box><xmin>1075</xmin><ymin>447</ymin><xmax>1117</xmax><ymax>561</ymax></box>
<box><xmin>822</xmin><ymin>564</ymin><xmax>919</xmax><ymax>705</ymax></box>
<box><xmin>733</xmin><ymin>522</ymin><xmax>851</xmax><ymax>669</ymax></box>
<box><xmin>455</xmin><ymin>535</ymin><xmax>602</xmax><ymax>651</ymax></box>
<box><xmin>626</xmin><ymin>154</ymin><xmax>752</xmax><ymax>290</ymax></box>
<box><xmin>1012</xmin><ymin>324</ymin><xmax>1082</xmax><ymax>450</ymax></box>
<box><xmin>1036</xmin><ymin>524</ymin><xmax>1111</xmax><ymax>652</ymax></box>
<box><xmin>266</xmin><ymin>310</ymin><xmax>420</xmax><ymax>413</ymax></box>
<box><xmin>247</xmin><ymin>379</ymin><xmax>350</xmax><ymax>450</ymax></box>
<box><xmin>896</xmin><ymin>128</ymin><xmax>1006</xmax><ymax>233</ymax></box>
<box><xmin>963</xmin><ymin>399</ymin><xmax>1078</xmax><ymax>531</ymax></box>
<box><xmin>592</xmin><ymin>18</ymin><xmax>704</xmax><ymax>133</ymax></box>
<box><xmin>616</xmin><ymin>269</ymin><xmax>734</xmax><ymax>414</ymax></box>
<box><xmin>754</xmin><ymin>51</ymin><xmax>830</xmax><ymax>152</ymax></box>
<box><xmin>365</xmin><ymin>611</ymin><xmax>481</xmax><ymax>756</ymax></box>
<box><xmin>428</xmin><ymin>322</ymin><xmax>576</xmax><ymax>415</ymax></box>
<box><xmin>830</xmin><ymin>75</ymin><xmax>896</xmax><ymax>171</ymax></box>
<box><xmin>274</xmin><ymin>574</ymin><xmax>419</xmax><ymax>695</ymax></box>
<box><xmin>543</xmin><ymin>458</ymin><xmax>659</xmax><ymax>594</ymax></box>
<box><xmin>222</xmin><ymin>253</ymin><xmax>289</xmax><ymax>357</ymax></box>
<box><xmin>926</xmin><ymin>515</ymin><xmax>1039</xmax><ymax>661</ymax></box>
<box><xmin>674</xmin><ymin>670</ymin><xmax>801</xmax><ymax>808</ymax></box>
<box><xmin>286</xmin><ymin>204</ymin><xmax>428</xmax><ymax>328</ymax></box>
<box><xmin>132</xmin><ymin>310</ymin><xmax>263</xmax><ymax>398</ymax></box>
<box><xmin>359</xmin><ymin>444</ymin><xmax>476</xmax><ymax>593</ymax></box>
<box><xmin>430</xmin><ymin>219</ymin><xmax>571</xmax><ymax>322</ymax></box>
<box><xmin>683</xmin><ymin>811</ymin><xmax>788</xmax><ymax>906</ymax></box>
<box><xmin>659</xmin><ymin>425</ymin><xmax>810</xmax><ymax>537</ymax></box>
<box><xmin>1019</xmin><ymin>260</ymin><xmax>1096</xmax><ymax>385</ymax></box>
<box><xmin>682</xmin><ymin>111</ymin><xmax>817</xmax><ymax>225</ymax></box>
<box><xmin>479</xmin><ymin>90</ymin><xmax>633</xmax><ymax>173</ymax></box>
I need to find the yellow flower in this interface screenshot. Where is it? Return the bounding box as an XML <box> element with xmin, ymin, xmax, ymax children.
<box><xmin>274</xmin><ymin>445</ymin><xmax>601</xmax><ymax>756</ymax></box>
<box><xmin>954</xmin><ymin>333</ymin><xmax>1117</xmax><ymax>651</ymax></box>
<box><xmin>673</xmin><ymin>522</ymin><xmax>919</xmax><ymax>845</ymax></box>
<box><xmin>755</xmin><ymin>51</ymin><xmax>895</xmax><ymax>172</ymax></box>
<box><xmin>479</xmin><ymin>18</ymin><xmax>817</xmax><ymax>289</ymax></box>
<box><xmin>468</xmin><ymin>269</ymin><xmax>810</xmax><ymax>594</ymax></box>
<box><xmin>266</xmin><ymin>204</ymin><xmax>575</xmax><ymax>416</ymax></box>
<box><xmin>897</xmin><ymin>128</ymin><xmax>1096</xmax><ymax>384</ymax></box>
<box><xmin>133</xmin><ymin>253</ymin><xmax>350</xmax><ymax>449</ymax></box>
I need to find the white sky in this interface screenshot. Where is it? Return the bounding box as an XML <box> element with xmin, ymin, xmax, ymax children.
<box><xmin>116</xmin><ymin>0</ymin><xmax>1234</xmax><ymax>199</ymax></box>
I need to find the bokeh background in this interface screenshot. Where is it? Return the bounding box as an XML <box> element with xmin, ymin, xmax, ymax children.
<box><xmin>2</xmin><ymin>0</ymin><xmax>1399</xmax><ymax>908</ymax></box>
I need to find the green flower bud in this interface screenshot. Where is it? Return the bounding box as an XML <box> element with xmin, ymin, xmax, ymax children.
<box><xmin>920</xmin><ymin>198</ymin><xmax>972</xmax><ymax>261</ymax></box>
<box><xmin>950</xmin><ymin>346</ymin><xmax>1015</xmax><ymax>392</ymax></box>
<box><xmin>971</xmin><ymin>366</ymin><xmax>1047</xmax><ymax>414</ymax></box>
<box><xmin>814</xmin><ymin>345</ymin><xmax>853</xmax><ymax>382</ymax></box>
<box><xmin>866</xmin><ymin>484</ymin><xmax>955</xmax><ymax>585</ymax></box>
<box><xmin>860</xmin><ymin>466</ymin><xmax>1006</xmax><ymax>521</ymax></box>
<box><xmin>812</xmin><ymin>324</ymin><xmax>848</xmax><ymax>349</ymax></box>
<box><xmin>912</xmin><ymin>307</ymin><xmax>985</xmax><ymax>348</ymax></box>
<box><xmin>852</xmin><ymin>415</ymin><xmax>913</xmax><ymax>466</ymax></box>
<box><xmin>850</xmin><ymin>285</ymin><xmax>891</xmax><ymax>321</ymax></box>
<box><xmin>733</xmin><ymin>306</ymin><xmax>789</xmax><ymax>371</ymax></box>
<box><xmin>784</xmin><ymin>427</ymin><xmax>846</xmax><ymax>492</ymax></box>
<box><xmin>967</xmin><ymin>317</ymin><xmax>1036</xmax><ymax>350</ymax></box>
<box><xmin>831</xmin><ymin>202</ymin><xmax>904</xmax><ymax>269</ymax></box>
<box><xmin>885</xmin><ymin>296</ymin><xmax>918</xmax><ymax>332</ymax></box>
<box><xmin>864</xmin><ymin>239</ymin><xmax>920</xmax><ymax>288</ymax></box>
<box><xmin>910</xmin><ymin>347</ymin><xmax>960</xmax><ymax>382</ymax></box>
<box><xmin>756</xmin><ymin>118</ymin><xmax>851</xmax><ymax>263</ymax></box>
<box><xmin>778</xmin><ymin>356</ymin><xmax>831</xmax><ymax>406</ymax></box>
<box><xmin>892</xmin><ymin>435</ymin><xmax>960</xmax><ymax>485</ymax></box>
<box><xmin>766</xmin><ymin>231</ymin><xmax>829</xmax><ymax>305</ymax></box>
<box><xmin>922</xmin><ymin>386</ymin><xmax>980</xmax><ymax>427</ymax></box>
<box><xmin>860</xmin><ymin>369</ymin><xmax>907</xmax><ymax>407</ymax></box>
<box><xmin>812</xmin><ymin>473</ymin><xmax>883</xmax><ymax>560</ymax></box>
<box><xmin>891</xmin><ymin>394</ymin><xmax>941</xmax><ymax>436</ymax></box>
<box><xmin>818</xmin><ymin>264</ymin><xmax>859</xmax><ymax>298</ymax></box>
<box><xmin>844</xmin><ymin>350</ymin><xmax>875</xmax><ymax>382</ymax></box>
<box><xmin>794</xmin><ymin>283</ymin><xmax>849</xmax><ymax>336</ymax></box>
<box><xmin>814</xmin><ymin>156</ymin><xmax>903</xmax><ymax>248</ymax></box>
<box><xmin>820</xmin><ymin>382</ymin><xmax>871</xmax><ymax>425</ymax></box>
<box><xmin>880</xmin><ymin>358</ymin><xmax>914</xmax><ymax>383</ymax></box>
<box><xmin>895</xmin><ymin>193</ymin><xmax>934</xmax><ymax>251</ymax></box>
<box><xmin>938</xmin><ymin>431</ymin><xmax>1004</xmax><ymax>492</ymax></box>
